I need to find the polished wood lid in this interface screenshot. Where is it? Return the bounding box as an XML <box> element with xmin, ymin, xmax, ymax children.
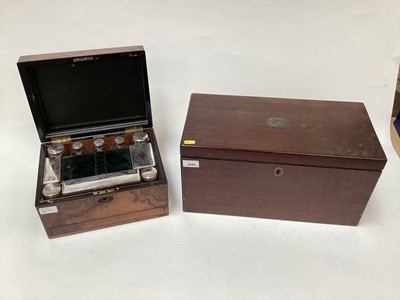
<box><xmin>18</xmin><ymin>46</ymin><xmax>152</xmax><ymax>142</ymax></box>
<box><xmin>181</xmin><ymin>93</ymin><xmax>387</xmax><ymax>171</ymax></box>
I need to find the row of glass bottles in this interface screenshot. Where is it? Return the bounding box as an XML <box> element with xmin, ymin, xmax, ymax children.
<box><xmin>71</xmin><ymin>132</ymin><xmax>149</xmax><ymax>155</ymax></box>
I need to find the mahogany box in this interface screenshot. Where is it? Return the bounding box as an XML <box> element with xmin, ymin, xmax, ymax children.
<box><xmin>18</xmin><ymin>46</ymin><xmax>168</xmax><ymax>238</ymax></box>
<box><xmin>180</xmin><ymin>93</ymin><xmax>387</xmax><ymax>225</ymax></box>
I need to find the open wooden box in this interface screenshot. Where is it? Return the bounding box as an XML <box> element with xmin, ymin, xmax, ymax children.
<box><xmin>18</xmin><ymin>46</ymin><xmax>168</xmax><ymax>238</ymax></box>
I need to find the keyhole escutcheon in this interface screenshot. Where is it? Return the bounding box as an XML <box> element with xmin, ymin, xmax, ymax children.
<box><xmin>274</xmin><ymin>167</ymin><xmax>284</xmax><ymax>177</ymax></box>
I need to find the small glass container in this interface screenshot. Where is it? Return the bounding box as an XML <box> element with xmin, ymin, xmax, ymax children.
<box><xmin>72</xmin><ymin>141</ymin><xmax>84</xmax><ymax>155</ymax></box>
<box><xmin>93</xmin><ymin>138</ymin><xmax>105</xmax><ymax>152</ymax></box>
<box><xmin>47</xmin><ymin>143</ymin><xmax>65</xmax><ymax>156</ymax></box>
<box><xmin>42</xmin><ymin>183</ymin><xmax>62</xmax><ymax>199</ymax></box>
<box><xmin>133</xmin><ymin>132</ymin><xmax>149</xmax><ymax>144</ymax></box>
<box><xmin>113</xmin><ymin>136</ymin><xmax>127</xmax><ymax>149</ymax></box>
<box><xmin>140</xmin><ymin>167</ymin><xmax>158</xmax><ymax>182</ymax></box>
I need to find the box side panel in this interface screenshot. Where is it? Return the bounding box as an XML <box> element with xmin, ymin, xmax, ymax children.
<box><xmin>38</xmin><ymin>183</ymin><xmax>168</xmax><ymax>238</ymax></box>
<box><xmin>181</xmin><ymin>157</ymin><xmax>381</xmax><ymax>225</ymax></box>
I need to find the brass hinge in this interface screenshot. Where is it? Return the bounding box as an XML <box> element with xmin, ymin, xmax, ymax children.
<box><xmin>92</xmin><ymin>134</ymin><xmax>105</xmax><ymax>139</ymax></box>
<box><xmin>125</xmin><ymin>126</ymin><xmax>143</xmax><ymax>134</ymax></box>
<box><xmin>93</xmin><ymin>188</ymin><xmax>118</xmax><ymax>196</ymax></box>
<box><xmin>51</xmin><ymin>136</ymin><xmax>71</xmax><ymax>144</ymax></box>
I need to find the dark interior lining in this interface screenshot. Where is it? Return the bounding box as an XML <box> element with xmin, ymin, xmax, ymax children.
<box><xmin>31</xmin><ymin>55</ymin><xmax>147</xmax><ymax>132</ymax></box>
<box><xmin>62</xmin><ymin>148</ymin><xmax>132</xmax><ymax>181</ymax></box>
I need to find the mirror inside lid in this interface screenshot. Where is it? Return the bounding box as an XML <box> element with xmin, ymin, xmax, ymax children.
<box><xmin>17</xmin><ymin>46</ymin><xmax>152</xmax><ymax>142</ymax></box>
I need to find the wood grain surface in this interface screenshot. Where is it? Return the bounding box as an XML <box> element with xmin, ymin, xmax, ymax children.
<box><xmin>180</xmin><ymin>93</ymin><xmax>386</xmax><ymax>225</ymax></box>
<box><xmin>181</xmin><ymin>158</ymin><xmax>381</xmax><ymax>225</ymax></box>
<box><xmin>39</xmin><ymin>184</ymin><xmax>168</xmax><ymax>238</ymax></box>
<box><xmin>181</xmin><ymin>94</ymin><xmax>387</xmax><ymax>171</ymax></box>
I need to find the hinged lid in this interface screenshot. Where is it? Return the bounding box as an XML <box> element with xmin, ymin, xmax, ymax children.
<box><xmin>18</xmin><ymin>46</ymin><xmax>152</xmax><ymax>142</ymax></box>
<box><xmin>181</xmin><ymin>94</ymin><xmax>387</xmax><ymax>171</ymax></box>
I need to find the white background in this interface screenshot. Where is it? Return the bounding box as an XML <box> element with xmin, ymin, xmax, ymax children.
<box><xmin>1</xmin><ymin>0</ymin><xmax>400</xmax><ymax>299</ymax></box>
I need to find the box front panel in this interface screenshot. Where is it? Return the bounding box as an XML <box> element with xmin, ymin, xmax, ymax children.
<box><xmin>181</xmin><ymin>157</ymin><xmax>381</xmax><ymax>225</ymax></box>
<box><xmin>38</xmin><ymin>184</ymin><xmax>168</xmax><ymax>238</ymax></box>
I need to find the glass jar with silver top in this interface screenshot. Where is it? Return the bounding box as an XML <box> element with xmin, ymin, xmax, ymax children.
<box><xmin>72</xmin><ymin>141</ymin><xmax>84</xmax><ymax>155</ymax></box>
<box><xmin>47</xmin><ymin>143</ymin><xmax>65</xmax><ymax>156</ymax></box>
<box><xmin>93</xmin><ymin>138</ymin><xmax>105</xmax><ymax>151</ymax></box>
<box><xmin>113</xmin><ymin>136</ymin><xmax>126</xmax><ymax>149</ymax></box>
<box><xmin>132</xmin><ymin>132</ymin><xmax>149</xmax><ymax>144</ymax></box>
<box><xmin>140</xmin><ymin>167</ymin><xmax>158</xmax><ymax>182</ymax></box>
<box><xmin>42</xmin><ymin>183</ymin><xmax>62</xmax><ymax>199</ymax></box>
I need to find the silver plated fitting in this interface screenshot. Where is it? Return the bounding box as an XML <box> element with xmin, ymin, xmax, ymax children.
<box><xmin>47</xmin><ymin>143</ymin><xmax>65</xmax><ymax>156</ymax></box>
<box><xmin>140</xmin><ymin>167</ymin><xmax>158</xmax><ymax>182</ymax></box>
<box><xmin>72</xmin><ymin>141</ymin><xmax>83</xmax><ymax>151</ymax></box>
<box><xmin>132</xmin><ymin>132</ymin><xmax>149</xmax><ymax>144</ymax></box>
<box><xmin>115</xmin><ymin>136</ymin><xmax>125</xmax><ymax>145</ymax></box>
<box><xmin>72</xmin><ymin>141</ymin><xmax>84</xmax><ymax>155</ymax></box>
<box><xmin>114</xmin><ymin>136</ymin><xmax>125</xmax><ymax>147</ymax></box>
<box><xmin>93</xmin><ymin>138</ymin><xmax>105</xmax><ymax>151</ymax></box>
<box><xmin>42</xmin><ymin>183</ymin><xmax>62</xmax><ymax>199</ymax></box>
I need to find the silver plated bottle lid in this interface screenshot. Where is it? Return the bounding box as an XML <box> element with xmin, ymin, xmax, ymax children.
<box><xmin>93</xmin><ymin>138</ymin><xmax>105</xmax><ymax>148</ymax></box>
<box><xmin>72</xmin><ymin>141</ymin><xmax>83</xmax><ymax>151</ymax></box>
<box><xmin>133</xmin><ymin>132</ymin><xmax>149</xmax><ymax>144</ymax></box>
<box><xmin>140</xmin><ymin>167</ymin><xmax>158</xmax><ymax>182</ymax></box>
<box><xmin>114</xmin><ymin>136</ymin><xmax>125</xmax><ymax>145</ymax></box>
<box><xmin>42</xmin><ymin>183</ymin><xmax>62</xmax><ymax>199</ymax></box>
<box><xmin>47</xmin><ymin>143</ymin><xmax>65</xmax><ymax>156</ymax></box>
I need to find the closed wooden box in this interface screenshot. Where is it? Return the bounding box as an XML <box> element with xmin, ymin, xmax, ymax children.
<box><xmin>18</xmin><ymin>46</ymin><xmax>168</xmax><ymax>238</ymax></box>
<box><xmin>180</xmin><ymin>94</ymin><xmax>386</xmax><ymax>225</ymax></box>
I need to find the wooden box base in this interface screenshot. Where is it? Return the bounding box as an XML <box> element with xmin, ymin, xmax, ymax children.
<box><xmin>38</xmin><ymin>184</ymin><xmax>168</xmax><ymax>238</ymax></box>
<box><xmin>36</xmin><ymin>129</ymin><xmax>168</xmax><ymax>238</ymax></box>
<box><xmin>181</xmin><ymin>157</ymin><xmax>380</xmax><ymax>226</ymax></box>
